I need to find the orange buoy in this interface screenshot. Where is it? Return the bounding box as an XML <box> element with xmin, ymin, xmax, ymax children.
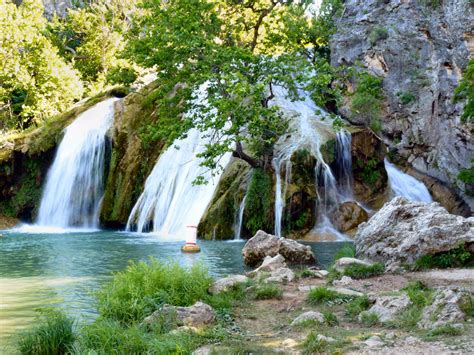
<box><xmin>181</xmin><ymin>225</ymin><xmax>201</xmax><ymax>253</ymax></box>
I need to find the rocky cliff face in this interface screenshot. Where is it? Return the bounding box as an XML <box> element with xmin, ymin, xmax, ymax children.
<box><xmin>331</xmin><ymin>0</ymin><xmax>473</xmax><ymax>211</ymax></box>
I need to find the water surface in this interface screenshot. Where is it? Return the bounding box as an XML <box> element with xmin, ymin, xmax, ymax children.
<box><xmin>0</xmin><ymin>230</ymin><xmax>348</xmax><ymax>349</ymax></box>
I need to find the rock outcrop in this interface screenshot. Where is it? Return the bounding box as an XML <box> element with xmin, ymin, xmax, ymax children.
<box><xmin>330</xmin><ymin>201</ymin><xmax>369</xmax><ymax>234</ymax></box>
<box><xmin>333</xmin><ymin>257</ymin><xmax>374</xmax><ymax>273</ymax></box>
<box><xmin>143</xmin><ymin>302</ymin><xmax>216</xmax><ymax>329</ymax></box>
<box><xmin>331</xmin><ymin>0</ymin><xmax>473</xmax><ymax>209</ymax></box>
<box><xmin>355</xmin><ymin>197</ymin><xmax>474</xmax><ymax>269</ymax></box>
<box><xmin>242</xmin><ymin>230</ymin><xmax>315</xmax><ymax>266</ymax></box>
<box><xmin>208</xmin><ymin>275</ymin><xmax>248</xmax><ymax>295</ymax></box>
<box><xmin>360</xmin><ymin>294</ymin><xmax>412</xmax><ymax>323</ymax></box>
<box><xmin>291</xmin><ymin>311</ymin><xmax>325</xmax><ymax>327</ymax></box>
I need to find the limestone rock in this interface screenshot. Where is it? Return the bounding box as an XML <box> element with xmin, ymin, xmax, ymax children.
<box><xmin>265</xmin><ymin>267</ymin><xmax>296</xmax><ymax>284</ymax></box>
<box><xmin>333</xmin><ymin>257</ymin><xmax>374</xmax><ymax>273</ymax></box>
<box><xmin>333</xmin><ymin>275</ymin><xmax>353</xmax><ymax>287</ymax></box>
<box><xmin>355</xmin><ymin>197</ymin><xmax>474</xmax><ymax>269</ymax></box>
<box><xmin>291</xmin><ymin>311</ymin><xmax>325</xmax><ymax>327</ymax></box>
<box><xmin>249</xmin><ymin>254</ymin><xmax>286</xmax><ymax>276</ymax></box>
<box><xmin>143</xmin><ymin>302</ymin><xmax>216</xmax><ymax>328</ymax></box>
<box><xmin>242</xmin><ymin>230</ymin><xmax>315</xmax><ymax>266</ymax></box>
<box><xmin>363</xmin><ymin>335</ymin><xmax>385</xmax><ymax>348</ymax></box>
<box><xmin>419</xmin><ymin>286</ymin><xmax>472</xmax><ymax>330</ymax></box>
<box><xmin>360</xmin><ymin>294</ymin><xmax>412</xmax><ymax>323</ymax></box>
<box><xmin>316</xmin><ymin>335</ymin><xmax>336</xmax><ymax>343</ymax></box>
<box><xmin>330</xmin><ymin>201</ymin><xmax>368</xmax><ymax>233</ymax></box>
<box><xmin>327</xmin><ymin>287</ymin><xmax>364</xmax><ymax>298</ymax></box>
<box><xmin>208</xmin><ymin>275</ymin><xmax>248</xmax><ymax>295</ymax></box>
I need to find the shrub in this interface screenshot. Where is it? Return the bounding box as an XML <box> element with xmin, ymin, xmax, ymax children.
<box><xmin>333</xmin><ymin>244</ymin><xmax>356</xmax><ymax>261</ymax></box>
<box><xmin>302</xmin><ymin>332</ymin><xmax>328</xmax><ymax>354</ymax></box>
<box><xmin>427</xmin><ymin>325</ymin><xmax>463</xmax><ymax>337</ymax></box>
<box><xmin>368</xmin><ymin>26</ymin><xmax>389</xmax><ymax>45</ymax></box>
<box><xmin>460</xmin><ymin>296</ymin><xmax>474</xmax><ymax>318</ymax></box>
<box><xmin>414</xmin><ymin>245</ymin><xmax>474</xmax><ymax>270</ymax></box>
<box><xmin>322</xmin><ymin>310</ymin><xmax>339</xmax><ymax>326</ymax></box>
<box><xmin>345</xmin><ymin>295</ymin><xmax>371</xmax><ymax>320</ymax></box>
<box><xmin>402</xmin><ymin>281</ymin><xmax>432</xmax><ymax>307</ymax></box>
<box><xmin>359</xmin><ymin>311</ymin><xmax>380</xmax><ymax>327</ymax></box>
<box><xmin>95</xmin><ymin>258</ymin><xmax>212</xmax><ymax>324</ymax></box>
<box><xmin>307</xmin><ymin>287</ymin><xmax>351</xmax><ymax>305</ymax></box>
<box><xmin>397</xmin><ymin>91</ymin><xmax>416</xmax><ymax>105</ymax></box>
<box><xmin>253</xmin><ymin>283</ymin><xmax>283</xmax><ymax>300</ymax></box>
<box><xmin>244</xmin><ymin>168</ymin><xmax>274</xmax><ymax>234</ymax></box>
<box><xmin>342</xmin><ymin>263</ymin><xmax>385</xmax><ymax>279</ymax></box>
<box><xmin>18</xmin><ymin>309</ymin><xmax>76</xmax><ymax>355</ymax></box>
<box><xmin>453</xmin><ymin>59</ymin><xmax>473</xmax><ymax>124</ymax></box>
<box><xmin>351</xmin><ymin>71</ymin><xmax>384</xmax><ymax>131</ymax></box>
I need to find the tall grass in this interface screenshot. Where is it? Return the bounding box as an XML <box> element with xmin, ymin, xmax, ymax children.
<box><xmin>17</xmin><ymin>309</ymin><xmax>75</xmax><ymax>355</ymax></box>
<box><xmin>95</xmin><ymin>258</ymin><xmax>213</xmax><ymax>324</ymax></box>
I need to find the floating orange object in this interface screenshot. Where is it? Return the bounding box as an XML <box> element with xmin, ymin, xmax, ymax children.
<box><xmin>181</xmin><ymin>225</ymin><xmax>200</xmax><ymax>253</ymax></box>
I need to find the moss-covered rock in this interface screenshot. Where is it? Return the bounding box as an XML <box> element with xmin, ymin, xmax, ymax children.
<box><xmin>198</xmin><ymin>160</ymin><xmax>251</xmax><ymax>240</ymax></box>
<box><xmin>100</xmin><ymin>83</ymin><xmax>166</xmax><ymax>228</ymax></box>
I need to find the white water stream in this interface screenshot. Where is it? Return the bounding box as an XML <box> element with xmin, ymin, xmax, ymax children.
<box><xmin>384</xmin><ymin>159</ymin><xmax>432</xmax><ymax>203</ymax></box>
<box><xmin>35</xmin><ymin>98</ymin><xmax>117</xmax><ymax>229</ymax></box>
<box><xmin>233</xmin><ymin>194</ymin><xmax>247</xmax><ymax>240</ymax></box>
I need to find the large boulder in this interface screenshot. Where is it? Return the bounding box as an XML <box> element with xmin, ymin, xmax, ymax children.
<box><xmin>143</xmin><ymin>302</ymin><xmax>216</xmax><ymax>328</ymax></box>
<box><xmin>333</xmin><ymin>257</ymin><xmax>374</xmax><ymax>273</ymax></box>
<box><xmin>355</xmin><ymin>197</ymin><xmax>474</xmax><ymax>269</ymax></box>
<box><xmin>291</xmin><ymin>311</ymin><xmax>325</xmax><ymax>327</ymax></box>
<box><xmin>242</xmin><ymin>230</ymin><xmax>315</xmax><ymax>266</ymax></box>
<box><xmin>330</xmin><ymin>201</ymin><xmax>369</xmax><ymax>233</ymax></box>
<box><xmin>419</xmin><ymin>286</ymin><xmax>472</xmax><ymax>330</ymax></box>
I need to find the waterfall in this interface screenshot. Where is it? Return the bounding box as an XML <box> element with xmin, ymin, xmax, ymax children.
<box><xmin>233</xmin><ymin>194</ymin><xmax>247</xmax><ymax>240</ymax></box>
<box><xmin>384</xmin><ymin>159</ymin><xmax>433</xmax><ymax>203</ymax></box>
<box><xmin>271</xmin><ymin>85</ymin><xmax>342</xmax><ymax>237</ymax></box>
<box><xmin>36</xmin><ymin>98</ymin><xmax>117</xmax><ymax>229</ymax></box>
<box><xmin>126</xmin><ymin>128</ymin><xmax>231</xmax><ymax>238</ymax></box>
<box><xmin>335</xmin><ymin>129</ymin><xmax>353</xmax><ymax>200</ymax></box>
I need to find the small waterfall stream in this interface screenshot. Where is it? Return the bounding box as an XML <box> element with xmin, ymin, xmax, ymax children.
<box><xmin>271</xmin><ymin>86</ymin><xmax>345</xmax><ymax>238</ymax></box>
<box><xmin>233</xmin><ymin>194</ymin><xmax>247</xmax><ymax>240</ymax></box>
<box><xmin>384</xmin><ymin>159</ymin><xmax>433</xmax><ymax>203</ymax></box>
<box><xmin>335</xmin><ymin>129</ymin><xmax>353</xmax><ymax>200</ymax></box>
<box><xmin>126</xmin><ymin>129</ymin><xmax>231</xmax><ymax>238</ymax></box>
<box><xmin>36</xmin><ymin>98</ymin><xmax>117</xmax><ymax>229</ymax></box>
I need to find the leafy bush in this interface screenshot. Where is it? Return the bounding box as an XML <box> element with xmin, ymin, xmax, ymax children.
<box><xmin>458</xmin><ymin>158</ymin><xmax>474</xmax><ymax>196</ymax></box>
<box><xmin>302</xmin><ymin>332</ymin><xmax>328</xmax><ymax>354</ymax></box>
<box><xmin>342</xmin><ymin>263</ymin><xmax>385</xmax><ymax>279</ymax></box>
<box><xmin>345</xmin><ymin>295</ymin><xmax>371</xmax><ymax>320</ymax></box>
<box><xmin>427</xmin><ymin>325</ymin><xmax>463</xmax><ymax>337</ymax></box>
<box><xmin>397</xmin><ymin>91</ymin><xmax>416</xmax><ymax>105</ymax></box>
<box><xmin>322</xmin><ymin>310</ymin><xmax>339</xmax><ymax>326</ymax></box>
<box><xmin>95</xmin><ymin>258</ymin><xmax>212</xmax><ymax>324</ymax></box>
<box><xmin>402</xmin><ymin>281</ymin><xmax>432</xmax><ymax>307</ymax></box>
<box><xmin>453</xmin><ymin>59</ymin><xmax>473</xmax><ymax>123</ymax></box>
<box><xmin>358</xmin><ymin>158</ymin><xmax>382</xmax><ymax>186</ymax></box>
<box><xmin>307</xmin><ymin>287</ymin><xmax>351</xmax><ymax>305</ymax></box>
<box><xmin>368</xmin><ymin>26</ymin><xmax>389</xmax><ymax>45</ymax></box>
<box><xmin>253</xmin><ymin>283</ymin><xmax>283</xmax><ymax>300</ymax></box>
<box><xmin>18</xmin><ymin>309</ymin><xmax>76</xmax><ymax>355</ymax></box>
<box><xmin>351</xmin><ymin>72</ymin><xmax>384</xmax><ymax>131</ymax></box>
<box><xmin>414</xmin><ymin>245</ymin><xmax>474</xmax><ymax>270</ymax></box>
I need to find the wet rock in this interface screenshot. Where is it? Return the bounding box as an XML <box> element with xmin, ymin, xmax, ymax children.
<box><xmin>265</xmin><ymin>267</ymin><xmax>296</xmax><ymax>284</ymax></box>
<box><xmin>419</xmin><ymin>286</ymin><xmax>472</xmax><ymax>329</ymax></box>
<box><xmin>242</xmin><ymin>230</ymin><xmax>315</xmax><ymax>266</ymax></box>
<box><xmin>360</xmin><ymin>294</ymin><xmax>412</xmax><ymax>323</ymax></box>
<box><xmin>330</xmin><ymin>201</ymin><xmax>368</xmax><ymax>233</ymax></box>
<box><xmin>143</xmin><ymin>302</ymin><xmax>216</xmax><ymax>328</ymax></box>
<box><xmin>355</xmin><ymin>197</ymin><xmax>474</xmax><ymax>269</ymax></box>
<box><xmin>291</xmin><ymin>311</ymin><xmax>325</xmax><ymax>327</ymax></box>
<box><xmin>208</xmin><ymin>275</ymin><xmax>248</xmax><ymax>295</ymax></box>
<box><xmin>333</xmin><ymin>257</ymin><xmax>374</xmax><ymax>273</ymax></box>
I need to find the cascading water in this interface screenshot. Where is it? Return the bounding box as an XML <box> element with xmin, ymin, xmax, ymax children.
<box><xmin>36</xmin><ymin>98</ymin><xmax>117</xmax><ymax>229</ymax></box>
<box><xmin>126</xmin><ymin>128</ymin><xmax>231</xmax><ymax>238</ymax></box>
<box><xmin>271</xmin><ymin>86</ymin><xmax>345</xmax><ymax>238</ymax></box>
<box><xmin>335</xmin><ymin>129</ymin><xmax>353</xmax><ymax>200</ymax></box>
<box><xmin>384</xmin><ymin>158</ymin><xmax>433</xmax><ymax>203</ymax></box>
<box><xmin>233</xmin><ymin>194</ymin><xmax>247</xmax><ymax>240</ymax></box>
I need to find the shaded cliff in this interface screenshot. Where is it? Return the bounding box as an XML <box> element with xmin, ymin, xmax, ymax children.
<box><xmin>331</xmin><ymin>0</ymin><xmax>473</xmax><ymax>212</ymax></box>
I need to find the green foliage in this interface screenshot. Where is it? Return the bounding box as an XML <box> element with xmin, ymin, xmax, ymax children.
<box><xmin>345</xmin><ymin>295</ymin><xmax>371</xmax><ymax>320</ymax></box>
<box><xmin>17</xmin><ymin>309</ymin><xmax>76</xmax><ymax>355</ymax></box>
<box><xmin>351</xmin><ymin>72</ymin><xmax>384</xmax><ymax>131</ymax></box>
<box><xmin>244</xmin><ymin>168</ymin><xmax>274</xmax><ymax>234</ymax></box>
<box><xmin>342</xmin><ymin>263</ymin><xmax>385</xmax><ymax>279</ymax></box>
<box><xmin>387</xmin><ymin>283</ymin><xmax>432</xmax><ymax>329</ymax></box>
<box><xmin>419</xmin><ymin>0</ymin><xmax>442</xmax><ymax>8</ymax></box>
<box><xmin>253</xmin><ymin>283</ymin><xmax>283</xmax><ymax>300</ymax></box>
<box><xmin>427</xmin><ymin>325</ymin><xmax>463</xmax><ymax>337</ymax></box>
<box><xmin>302</xmin><ymin>332</ymin><xmax>328</xmax><ymax>354</ymax></box>
<box><xmin>357</xmin><ymin>158</ymin><xmax>382</xmax><ymax>186</ymax></box>
<box><xmin>457</xmin><ymin>158</ymin><xmax>474</xmax><ymax>196</ymax></box>
<box><xmin>359</xmin><ymin>311</ymin><xmax>380</xmax><ymax>327</ymax></box>
<box><xmin>402</xmin><ymin>281</ymin><xmax>433</xmax><ymax>307</ymax></box>
<box><xmin>368</xmin><ymin>26</ymin><xmax>389</xmax><ymax>45</ymax></box>
<box><xmin>204</xmin><ymin>283</ymin><xmax>247</xmax><ymax>312</ymax></box>
<box><xmin>307</xmin><ymin>287</ymin><xmax>352</xmax><ymax>305</ymax></box>
<box><xmin>0</xmin><ymin>0</ymin><xmax>83</xmax><ymax>130</ymax></box>
<box><xmin>322</xmin><ymin>310</ymin><xmax>339</xmax><ymax>326</ymax></box>
<box><xmin>414</xmin><ymin>245</ymin><xmax>474</xmax><ymax>270</ymax></box>
<box><xmin>460</xmin><ymin>296</ymin><xmax>474</xmax><ymax>319</ymax></box>
<box><xmin>453</xmin><ymin>59</ymin><xmax>474</xmax><ymax>123</ymax></box>
<box><xmin>397</xmin><ymin>91</ymin><xmax>417</xmax><ymax>105</ymax></box>
<box><xmin>95</xmin><ymin>258</ymin><xmax>212</xmax><ymax>324</ymax></box>
<box><xmin>333</xmin><ymin>244</ymin><xmax>356</xmax><ymax>261</ymax></box>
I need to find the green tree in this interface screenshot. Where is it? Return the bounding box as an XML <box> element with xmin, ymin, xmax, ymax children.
<box><xmin>127</xmin><ymin>0</ymin><xmax>340</xmax><ymax>177</ymax></box>
<box><xmin>0</xmin><ymin>0</ymin><xmax>83</xmax><ymax>130</ymax></box>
